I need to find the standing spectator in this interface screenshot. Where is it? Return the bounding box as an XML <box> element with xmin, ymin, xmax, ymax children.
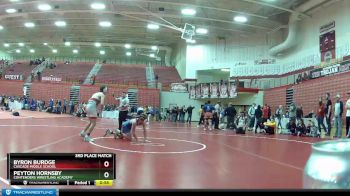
<box><xmin>225</xmin><ymin>103</ymin><xmax>237</xmax><ymax>130</ymax></box>
<box><xmin>262</xmin><ymin>104</ymin><xmax>269</xmax><ymax>123</ymax></box>
<box><xmin>317</xmin><ymin>100</ymin><xmax>327</xmax><ymax>136</ymax></box>
<box><xmin>197</xmin><ymin>106</ymin><xmax>204</xmax><ymax>127</ymax></box>
<box><xmin>114</xmin><ymin>92</ymin><xmax>129</xmax><ymax>130</ymax></box>
<box><xmin>296</xmin><ymin>106</ymin><xmax>304</xmax><ymax>120</ymax></box>
<box><xmin>179</xmin><ymin>106</ymin><xmax>186</xmax><ymax>123</ymax></box>
<box><xmin>267</xmin><ymin>105</ymin><xmax>272</xmax><ymax>120</ymax></box>
<box><xmin>62</xmin><ymin>99</ymin><xmax>67</xmax><ymax>114</ymax></box>
<box><xmin>334</xmin><ymin>94</ymin><xmax>343</xmax><ymax>138</ymax></box>
<box><xmin>275</xmin><ymin>105</ymin><xmax>283</xmax><ymax>129</ymax></box>
<box><xmin>325</xmin><ymin>93</ymin><xmax>332</xmax><ymax>136</ymax></box>
<box><xmin>346</xmin><ymin>91</ymin><xmax>350</xmax><ymax>138</ymax></box>
<box><xmin>289</xmin><ymin>102</ymin><xmax>297</xmax><ymax>128</ymax></box>
<box><xmin>248</xmin><ymin>103</ymin><xmax>256</xmax><ymax>131</ymax></box>
<box><xmin>254</xmin><ymin>105</ymin><xmax>263</xmax><ymax>133</ymax></box>
<box><xmin>186</xmin><ymin>105</ymin><xmax>195</xmax><ymax>124</ymax></box>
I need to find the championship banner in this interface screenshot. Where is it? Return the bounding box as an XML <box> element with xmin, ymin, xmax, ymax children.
<box><xmin>229</xmin><ymin>82</ymin><xmax>238</xmax><ymax>98</ymax></box>
<box><xmin>195</xmin><ymin>85</ymin><xmax>201</xmax><ymax>99</ymax></box>
<box><xmin>201</xmin><ymin>83</ymin><xmax>209</xmax><ymax>98</ymax></box>
<box><xmin>219</xmin><ymin>83</ymin><xmax>228</xmax><ymax>98</ymax></box>
<box><xmin>42</xmin><ymin>76</ymin><xmax>62</xmax><ymax>82</ymax></box>
<box><xmin>210</xmin><ymin>83</ymin><xmax>219</xmax><ymax>98</ymax></box>
<box><xmin>170</xmin><ymin>83</ymin><xmax>188</xmax><ymax>93</ymax></box>
<box><xmin>5</xmin><ymin>75</ymin><xmax>22</xmax><ymax>80</ymax></box>
<box><xmin>320</xmin><ymin>30</ymin><xmax>335</xmax><ymax>63</ymax></box>
<box><xmin>189</xmin><ymin>86</ymin><xmax>196</xmax><ymax>99</ymax></box>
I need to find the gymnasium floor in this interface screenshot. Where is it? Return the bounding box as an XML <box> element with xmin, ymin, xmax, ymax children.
<box><xmin>0</xmin><ymin>111</ymin><xmax>328</xmax><ymax>189</ymax></box>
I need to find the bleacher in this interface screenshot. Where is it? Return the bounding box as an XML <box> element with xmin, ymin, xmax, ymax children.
<box><xmin>96</xmin><ymin>64</ymin><xmax>147</xmax><ymax>86</ymax></box>
<box><xmin>4</xmin><ymin>61</ymin><xmax>34</xmax><ymax>80</ymax></box>
<box><xmin>153</xmin><ymin>66</ymin><xmax>182</xmax><ymax>87</ymax></box>
<box><xmin>42</xmin><ymin>62</ymin><xmax>95</xmax><ymax>83</ymax></box>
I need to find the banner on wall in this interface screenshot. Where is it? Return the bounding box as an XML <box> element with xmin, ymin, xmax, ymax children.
<box><xmin>219</xmin><ymin>82</ymin><xmax>228</xmax><ymax>98</ymax></box>
<box><xmin>42</xmin><ymin>76</ymin><xmax>62</xmax><ymax>82</ymax></box>
<box><xmin>320</xmin><ymin>30</ymin><xmax>335</xmax><ymax>63</ymax></box>
<box><xmin>195</xmin><ymin>85</ymin><xmax>201</xmax><ymax>99</ymax></box>
<box><xmin>189</xmin><ymin>86</ymin><xmax>196</xmax><ymax>99</ymax></box>
<box><xmin>210</xmin><ymin>83</ymin><xmax>219</xmax><ymax>98</ymax></box>
<box><xmin>170</xmin><ymin>83</ymin><xmax>188</xmax><ymax>93</ymax></box>
<box><xmin>201</xmin><ymin>83</ymin><xmax>209</xmax><ymax>98</ymax></box>
<box><xmin>320</xmin><ymin>21</ymin><xmax>335</xmax><ymax>34</ymax></box>
<box><xmin>4</xmin><ymin>75</ymin><xmax>22</xmax><ymax>80</ymax></box>
<box><xmin>229</xmin><ymin>82</ymin><xmax>238</xmax><ymax>98</ymax></box>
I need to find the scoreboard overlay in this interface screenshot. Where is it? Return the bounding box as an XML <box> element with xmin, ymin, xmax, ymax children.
<box><xmin>7</xmin><ymin>153</ymin><xmax>116</xmax><ymax>186</ymax></box>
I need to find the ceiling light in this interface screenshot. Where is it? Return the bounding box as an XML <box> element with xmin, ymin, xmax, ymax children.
<box><xmin>0</xmin><ymin>25</ymin><xmax>3</xmax><ymax>30</ymax></box>
<box><xmin>186</xmin><ymin>39</ymin><xmax>196</xmax><ymax>44</ymax></box>
<box><xmin>100</xmin><ymin>50</ymin><xmax>105</xmax><ymax>55</ymax></box>
<box><xmin>52</xmin><ymin>49</ymin><xmax>57</xmax><ymax>53</ymax></box>
<box><xmin>126</xmin><ymin>52</ymin><xmax>131</xmax><ymax>56</ymax></box>
<box><xmin>151</xmin><ymin>46</ymin><xmax>158</xmax><ymax>50</ymax></box>
<box><xmin>73</xmin><ymin>49</ymin><xmax>78</xmax><ymax>54</ymax></box>
<box><xmin>55</xmin><ymin>21</ymin><xmax>66</xmax><ymax>27</ymax></box>
<box><xmin>149</xmin><ymin>54</ymin><xmax>155</xmax><ymax>58</ymax></box>
<box><xmin>43</xmin><ymin>43</ymin><xmax>48</xmax><ymax>46</ymax></box>
<box><xmin>4</xmin><ymin>43</ymin><xmax>9</xmax><ymax>47</ymax></box>
<box><xmin>221</xmin><ymin>68</ymin><xmax>230</xmax><ymax>72</ymax></box>
<box><xmin>94</xmin><ymin>42</ymin><xmax>101</xmax><ymax>47</ymax></box>
<box><xmin>38</xmin><ymin>4</ymin><xmax>52</xmax><ymax>11</ymax></box>
<box><xmin>24</xmin><ymin>22</ymin><xmax>35</xmax><ymax>28</ymax></box>
<box><xmin>64</xmin><ymin>42</ymin><xmax>71</xmax><ymax>46</ymax></box>
<box><xmin>147</xmin><ymin>24</ymin><xmax>159</xmax><ymax>30</ymax></box>
<box><xmin>234</xmin><ymin>16</ymin><xmax>248</xmax><ymax>23</ymax></box>
<box><xmin>6</xmin><ymin>8</ymin><xmax>17</xmax><ymax>13</ymax></box>
<box><xmin>15</xmin><ymin>49</ymin><xmax>20</xmax><ymax>53</ymax></box>
<box><xmin>91</xmin><ymin>3</ymin><xmax>105</xmax><ymax>10</ymax></box>
<box><xmin>181</xmin><ymin>8</ymin><xmax>196</xmax><ymax>16</ymax></box>
<box><xmin>10</xmin><ymin>0</ymin><xmax>20</xmax><ymax>2</ymax></box>
<box><xmin>30</xmin><ymin>49</ymin><xmax>35</xmax><ymax>53</ymax></box>
<box><xmin>196</xmin><ymin>28</ymin><xmax>208</xmax><ymax>34</ymax></box>
<box><xmin>18</xmin><ymin>43</ymin><xmax>24</xmax><ymax>47</ymax></box>
<box><xmin>99</xmin><ymin>21</ymin><xmax>112</xmax><ymax>27</ymax></box>
<box><xmin>124</xmin><ymin>44</ymin><xmax>131</xmax><ymax>49</ymax></box>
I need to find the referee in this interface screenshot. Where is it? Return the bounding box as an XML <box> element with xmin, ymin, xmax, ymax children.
<box><xmin>114</xmin><ymin>92</ymin><xmax>129</xmax><ymax>130</ymax></box>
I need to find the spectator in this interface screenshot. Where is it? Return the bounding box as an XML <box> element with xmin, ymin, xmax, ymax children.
<box><xmin>225</xmin><ymin>103</ymin><xmax>237</xmax><ymax>130</ymax></box>
<box><xmin>275</xmin><ymin>105</ymin><xmax>283</xmax><ymax>130</ymax></box>
<box><xmin>289</xmin><ymin>102</ymin><xmax>297</xmax><ymax>128</ymax></box>
<box><xmin>248</xmin><ymin>103</ymin><xmax>256</xmax><ymax>131</ymax></box>
<box><xmin>254</xmin><ymin>105</ymin><xmax>263</xmax><ymax>133</ymax></box>
<box><xmin>334</xmin><ymin>94</ymin><xmax>343</xmax><ymax>138</ymax></box>
<box><xmin>346</xmin><ymin>91</ymin><xmax>350</xmax><ymax>138</ymax></box>
<box><xmin>186</xmin><ymin>105</ymin><xmax>195</xmax><ymax>124</ymax></box>
<box><xmin>296</xmin><ymin>106</ymin><xmax>304</xmax><ymax>120</ymax></box>
<box><xmin>325</xmin><ymin>93</ymin><xmax>332</xmax><ymax>136</ymax></box>
<box><xmin>317</xmin><ymin>100</ymin><xmax>327</xmax><ymax>135</ymax></box>
<box><xmin>236</xmin><ymin>112</ymin><xmax>247</xmax><ymax>134</ymax></box>
<box><xmin>262</xmin><ymin>104</ymin><xmax>269</xmax><ymax>123</ymax></box>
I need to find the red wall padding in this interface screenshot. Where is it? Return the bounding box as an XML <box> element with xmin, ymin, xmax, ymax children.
<box><xmin>31</xmin><ymin>82</ymin><xmax>71</xmax><ymax>101</ymax></box>
<box><xmin>138</xmin><ymin>88</ymin><xmax>160</xmax><ymax>107</ymax></box>
<box><xmin>0</xmin><ymin>80</ymin><xmax>24</xmax><ymax>96</ymax></box>
<box><xmin>294</xmin><ymin>72</ymin><xmax>350</xmax><ymax>115</ymax></box>
<box><xmin>264</xmin><ymin>72</ymin><xmax>350</xmax><ymax>115</ymax></box>
<box><xmin>264</xmin><ymin>86</ymin><xmax>288</xmax><ymax>112</ymax></box>
<box><xmin>0</xmin><ymin>81</ymin><xmax>160</xmax><ymax>107</ymax></box>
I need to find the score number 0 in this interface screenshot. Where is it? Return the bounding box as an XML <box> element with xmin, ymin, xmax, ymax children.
<box><xmin>104</xmin><ymin>161</ymin><xmax>110</xmax><ymax>178</ymax></box>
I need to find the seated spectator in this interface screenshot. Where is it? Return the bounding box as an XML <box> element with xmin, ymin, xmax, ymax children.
<box><xmin>30</xmin><ymin>99</ymin><xmax>37</xmax><ymax>111</ymax></box>
<box><xmin>296</xmin><ymin>118</ymin><xmax>306</xmax><ymax>136</ymax></box>
<box><xmin>236</xmin><ymin>112</ymin><xmax>247</xmax><ymax>134</ymax></box>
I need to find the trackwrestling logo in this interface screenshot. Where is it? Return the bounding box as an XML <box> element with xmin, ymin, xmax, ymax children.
<box><xmin>2</xmin><ymin>189</ymin><xmax>57</xmax><ymax>196</ymax></box>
